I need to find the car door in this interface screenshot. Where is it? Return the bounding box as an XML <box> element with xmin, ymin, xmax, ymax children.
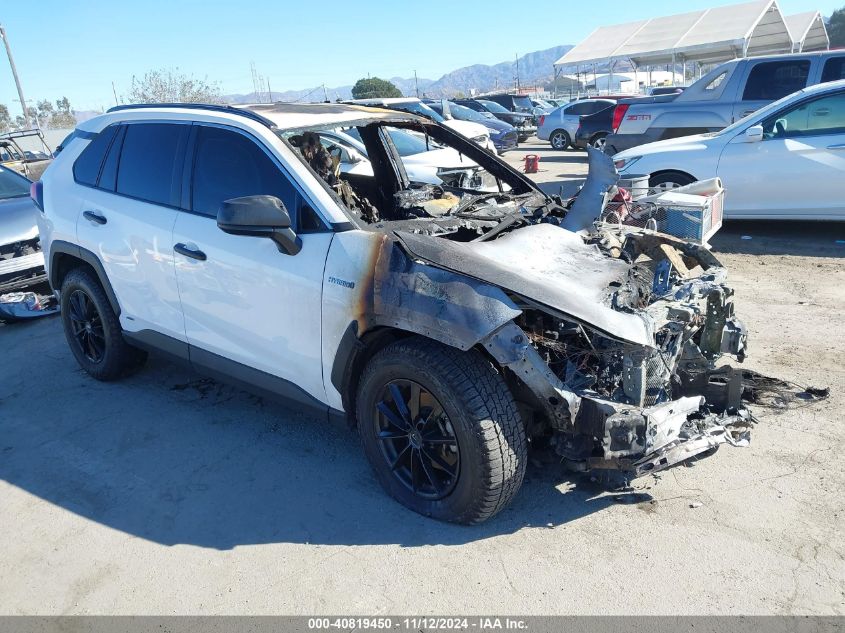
<box><xmin>718</xmin><ymin>89</ymin><xmax>845</xmax><ymax>219</ymax></box>
<box><xmin>732</xmin><ymin>59</ymin><xmax>810</xmax><ymax>123</ymax></box>
<box><xmin>75</xmin><ymin>121</ymin><xmax>188</xmax><ymax>341</ymax></box>
<box><xmin>171</xmin><ymin>123</ymin><xmax>333</xmax><ymax>406</ymax></box>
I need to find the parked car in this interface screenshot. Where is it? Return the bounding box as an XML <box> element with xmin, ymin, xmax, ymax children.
<box><xmin>481</xmin><ymin>93</ymin><xmax>536</xmax><ymax>116</ymax></box>
<box><xmin>613</xmin><ymin>79</ymin><xmax>845</xmax><ymax>220</ymax></box>
<box><xmin>0</xmin><ymin>165</ymin><xmax>45</xmax><ymax>292</ymax></box>
<box><xmin>573</xmin><ymin>103</ymin><xmax>618</xmax><ymax>151</ymax></box>
<box><xmin>342</xmin><ymin>98</ymin><xmax>494</xmax><ymax>152</ymax></box>
<box><xmin>538</xmin><ymin>98</ymin><xmax>617</xmax><ymax>149</ymax></box>
<box><xmin>424</xmin><ymin>100</ymin><xmax>518</xmax><ymax>153</ymax></box>
<box><xmin>530</xmin><ymin>98</ymin><xmax>555</xmax><ymax>113</ymax></box>
<box><xmin>605</xmin><ymin>50</ymin><xmax>845</xmax><ymax>155</ymax></box>
<box><xmin>455</xmin><ymin>99</ymin><xmax>536</xmax><ymax>140</ymax></box>
<box><xmin>37</xmin><ymin>102</ymin><xmax>750</xmax><ymax>523</ymax></box>
<box><xmin>0</xmin><ymin>130</ymin><xmax>53</xmax><ymax>181</ymax></box>
<box><xmin>318</xmin><ymin>127</ymin><xmax>498</xmax><ymax>189</ymax></box>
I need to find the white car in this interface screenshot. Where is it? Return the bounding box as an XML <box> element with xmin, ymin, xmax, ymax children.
<box><xmin>613</xmin><ymin>80</ymin><xmax>845</xmax><ymax>221</ymax></box>
<box><xmin>343</xmin><ymin>98</ymin><xmax>496</xmax><ymax>152</ymax></box>
<box><xmin>35</xmin><ymin>102</ymin><xmax>751</xmax><ymax>523</ymax></box>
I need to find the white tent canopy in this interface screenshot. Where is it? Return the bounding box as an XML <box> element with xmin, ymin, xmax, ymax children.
<box><xmin>554</xmin><ymin>0</ymin><xmax>809</xmax><ymax>69</ymax></box>
<box><xmin>786</xmin><ymin>11</ymin><xmax>829</xmax><ymax>51</ymax></box>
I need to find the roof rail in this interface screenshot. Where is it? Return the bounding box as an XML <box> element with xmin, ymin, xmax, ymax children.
<box><xmin>106</xmin><ymin>103</ymin><xmax>276</xmax><ymax>128</ymax></box>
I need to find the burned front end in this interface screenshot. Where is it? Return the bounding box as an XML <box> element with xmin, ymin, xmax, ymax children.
<box><xmin>487</xmin><ymin>228</ymin><xmax>751</xmax><ymax>477</ymax></box>
<box><xmin>277</xmin><ymin>106</ymin><xmax>752</xmax><ymax>478</ymax></box>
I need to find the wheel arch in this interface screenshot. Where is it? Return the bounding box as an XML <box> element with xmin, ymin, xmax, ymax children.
<box><xmin>49</xmin><ymin>241</ymin><xmax>121</xmax><ymax>316</ymax></box>
<box><xmin>648</xmin><ymin>169</ymin><xmax>698</xmax><ymax>188</ymax></box>
<box><xmin>331</xmin><ymin>323</ymin><xmax>418</xmax><ymax>425</ymax></box>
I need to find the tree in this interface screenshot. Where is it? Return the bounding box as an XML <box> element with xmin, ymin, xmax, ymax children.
<box><xmin>828</xmin><ymin>7</ymin><xmax>845</xmax><ymax>48</ymax></box>
<box><xmin>0</xmin><ymin>104</ymin><xmax>11</xmax><ymax>133</ymax></box>
<box><xmin>127</xmin><ymin>68</ymin><xmax>222</xmax><ymax>104</ymax></box>
<box><xmin>13</xmin><ymin>106</ymin><xmax>37</xmax><ymax>130</ymax></box>
<box><xmin>50</xmin><ymin>96</ymin><xmax>76</xmax><ymax>129</ymax></box>
<box><xmin>36</xmin><ymin>99</ymin><xmax>54</xmax><ymax>125</ymax></box>
<box><xmin>351</xmin><ymin>77</ymin><xmax>403</xmax><ymax>99</ymax></box>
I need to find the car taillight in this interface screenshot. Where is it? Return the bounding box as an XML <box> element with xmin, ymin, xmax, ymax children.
<box><xmin>612</xmin><ymin>104</ymin><xmax>630</xmax><ymax>133</ymax></box>
<box><xmin>30</xmin><ymin>180</ymin><xmax>44</xmax><ymax>211</ymax></box>
<box><xmin>538</xmin><ymin>115</ymin><xmax>545</xmax><ymax>127</ymax></box>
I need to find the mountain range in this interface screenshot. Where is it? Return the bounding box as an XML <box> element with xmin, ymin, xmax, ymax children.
<box><xmin>224</xmin><ymin>44</ymin><xmax>575</xmax><ymax>103</ymax></box>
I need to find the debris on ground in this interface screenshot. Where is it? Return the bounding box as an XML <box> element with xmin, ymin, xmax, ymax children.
<box><xmin>0</xmin><ymin>291</ymin><xmax>58</xmax><ymax>322</ymax></box>
<box><xmin>740</xmin><ymin>369</ymin><xmax>831</xmax><ymax>413</ymax></box>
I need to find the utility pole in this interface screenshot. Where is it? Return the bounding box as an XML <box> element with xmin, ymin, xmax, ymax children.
<box><xmin>515</xmin><ymin>53</ymin><xmax>520</xmax><ymax>92</ymax></box>
<box><xmin>414</xmin><ymin>70</ymin><xmax>419</xmax><ymax>98</ymax></box>
<box><xmin>111</xmin><ymin>81</ymin><xmax>119</xmax><ymax>106</ymax></box>
<box><xmin>267</xmin><ymin>78</ymin><xmax>272</xmax><ymax>103</ymax></box>
<box><xmin>1</xmin><ymin>24</ymin><xmax>31</xmax><ymax>129</ymax></box>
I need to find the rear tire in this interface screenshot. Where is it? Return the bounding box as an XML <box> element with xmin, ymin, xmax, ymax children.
<box><xmin>550</xmin><ymin>129</ymin><xmax>570</xmax><ymax>150</ymax></box>
<box><xmin>60</xmin><ymin>267</ymin><xmax>146</xmax><ymax>381</ymax></box>
<box><xmin>356</xmin><ymin>338</ymin><xmax>527</xmax><ymax>524</ymax></box>
<box><xmin>590</xmin><ymin>133</ymin><xmax>608</xmax><ymax>152</ymax></box>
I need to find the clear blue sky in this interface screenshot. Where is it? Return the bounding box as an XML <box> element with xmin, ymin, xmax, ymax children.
<box><xmin>1</xmin><ymin>0</ymin><xmax>841</xmax><ymax>112</ymax></box>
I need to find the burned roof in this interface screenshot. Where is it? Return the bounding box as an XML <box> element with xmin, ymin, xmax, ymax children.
<box><xmin>238</xmin><ymin>102</ymin><xmax>425</xmax><ymax>132</ymax></box>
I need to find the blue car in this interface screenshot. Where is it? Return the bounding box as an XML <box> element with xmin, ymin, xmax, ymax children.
<box><xmin>425</xmin><ymin>100</ymin><xmax>519</xmax><ymax>153</ymax></box>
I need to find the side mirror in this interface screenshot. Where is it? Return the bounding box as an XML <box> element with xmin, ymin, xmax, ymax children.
<box><xmin>745</xmin><ymin>125</ymin><xmax>764</xmax><ymax>143</ymax></box>
<box><xmin>217</xmin><ymin>195</ymin><xmax>302</xmax><ymax>256</ymax></box>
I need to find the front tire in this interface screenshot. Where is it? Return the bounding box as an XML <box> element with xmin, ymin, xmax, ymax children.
<box><xmin>648</xmin><ymin>171</ymin><xmax>695</xmax><ymax>194</ymax></box>
<box><xmin>356</xmin><ymin>338</ymin><xmax>527</xmax><ymax>524</ymax></box>
<box><xmin>60</xmin><ymin>267</ymin><xmax>146</xmax><ymax>381</ymax></box>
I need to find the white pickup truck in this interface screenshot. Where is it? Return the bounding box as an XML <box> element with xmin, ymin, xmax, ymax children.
<box><xmin>604</xmin><ymin>51</ymin><xmax>845</xmax><ymax>155</ymax></box>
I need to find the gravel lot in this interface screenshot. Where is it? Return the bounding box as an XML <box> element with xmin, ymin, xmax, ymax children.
<box><xmin>1</xmin><ymin>140</ymin><xmax>843</xmax><ymax>615</ymax></box>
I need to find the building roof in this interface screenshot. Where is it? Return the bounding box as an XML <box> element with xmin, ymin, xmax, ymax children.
<box><xmin>785</xmin><ymin>11</ymin><xmax>829</xmax><ymax>51</ymax></box>
<box><xmin>554</xmin><ymin>0</ymin><xmax>805</xmax><ymax>68</ymax></box>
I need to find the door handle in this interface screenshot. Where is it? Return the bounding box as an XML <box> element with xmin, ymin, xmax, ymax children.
<box><xmin>827</xmin><ymin>144</ymin><xmax>845</xmax><ymax>151</ymax></box>
<box><xmin>173</xmin><ymin>243</ymin><xmax>207</xmax><ymax>261</ymax></box>
<box><xmin>83</xmin><ymin>210</ymin><xmax>107</xmax><ymax>225</ymax></box>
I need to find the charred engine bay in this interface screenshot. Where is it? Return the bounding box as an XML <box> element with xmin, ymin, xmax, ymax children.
<box><xmin>364</xmin><ymin>186</ymin><xmax>553</xmax><ymax>242</ymax></box>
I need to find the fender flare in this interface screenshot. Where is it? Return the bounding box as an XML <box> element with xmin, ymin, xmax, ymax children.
<box><xmin>49</xmin><ymin>240</ymin><xmax>121</xmax><ymax>316</ymax></box>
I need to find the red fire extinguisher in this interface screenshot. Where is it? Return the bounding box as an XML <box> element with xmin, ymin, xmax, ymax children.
<box><xmin>523</xmin><ymin>154</ymin><xmax>540</xmax><ymax>174</ymax></box>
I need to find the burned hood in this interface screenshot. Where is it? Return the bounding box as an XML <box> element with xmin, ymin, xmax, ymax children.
<box><xmin>395</xmin><ymin>223</ymin><xmax>654</xmax><ymax>346</ymax></box>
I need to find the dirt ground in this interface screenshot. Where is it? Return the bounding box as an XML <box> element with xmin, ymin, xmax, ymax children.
<box><xmin>1</xmin><ymin>140</ymin><xmax>843</xmax><ymax>615</ymax></box>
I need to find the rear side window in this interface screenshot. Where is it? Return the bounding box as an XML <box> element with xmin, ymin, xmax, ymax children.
<box><xmin>72</xmin><ymin>125</ymin><xmax>119</xmax><ymax>186</ymax></box>
<box><xmin>190</xmin><ymin>126</ymin><xmax>299</xmax><ymax>223</ymax></box>
<box><xmin>743</xmin><ymin>61</ymin><xmax>810</xmax><ymax>101</ymax></box>
<box><xmin>116</xmin><ymin>123</ymin><xmax>188</xmax><ymax>206</ymax></box>
<box><xmin>565</xmin><ymin>102</ymin><xmax>590</xmax><ymax>116</ymax></box>
<box><xmin>704</xmin><ymin>71</ymin><xmax>728</xmax><ymax>92</ymax></box>
<box><xmin>821</xmin><ymin>57</ymin><xmax>845</xmax><ymax>83</ymax></box>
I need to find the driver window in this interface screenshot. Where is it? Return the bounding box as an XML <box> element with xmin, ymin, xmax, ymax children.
<box><xmin>191</xmin><ymin>126</ymin><xmax>302</xmax><ymax>228</ymax></box>
<box><xmin>763</xmin><ymin>92</ymin><xmax>845</xmax><ymax>139</ymax></box>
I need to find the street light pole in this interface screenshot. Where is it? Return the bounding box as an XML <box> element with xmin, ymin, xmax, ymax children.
<box><xmin>0</xmin><ymin>24</ymin><xmax>31</xmax><ymax>129</ymax></box>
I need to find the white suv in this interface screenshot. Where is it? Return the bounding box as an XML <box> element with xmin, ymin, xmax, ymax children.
<box><xmin>35</xmin><ymin>102</ymin><xmax>751</xmax><ymax>523</ymax></box>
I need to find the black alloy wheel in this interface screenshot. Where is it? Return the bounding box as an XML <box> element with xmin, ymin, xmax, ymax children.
<box><xmin>374</xmin><ymin>379</ymin><xmax>460</xmax><ymax>500</ymax></box>
<box><xmin>67</xmin><ymin>289</ymin><xmax>106</xmax><ymax>363</ymax></box>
